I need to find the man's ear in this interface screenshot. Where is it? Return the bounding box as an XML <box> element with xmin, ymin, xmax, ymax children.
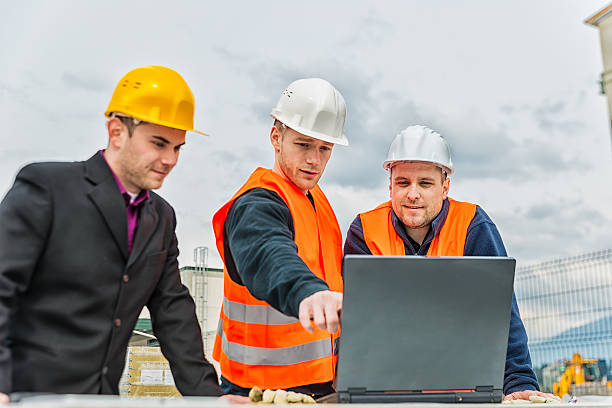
<box><xmin>107</xmin><ymin>118</ymin><xmax>125</xmax><ymax>149</ymax></box>
<box><xmin>442</xmin><ymin>177</ymin><xmax>450</xmax><ymax>200</ymax></box>
<box><xmin>270</xmin><ymin>126</ymin><xmax>282</xmax><ymax>153</ymax></box>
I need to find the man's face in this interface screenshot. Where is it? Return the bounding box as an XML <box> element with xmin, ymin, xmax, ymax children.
<box><xmin>389</xmin><ymin>161</ymin><xmax>450</xmax><ymax>231</ymax></box>
<box><xmin>115</xmin><ymin>122</ymin><xmax>186</xmax><ymax>193</ymax></box>
<box><xmin>271</xmin><ymin>126</ymin><xmax>334</xmax><ymax>192</ymax></box>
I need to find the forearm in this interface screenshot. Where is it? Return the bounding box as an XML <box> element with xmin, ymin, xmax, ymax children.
<box><xmin>0</xmin><ymin>167</ymin><xmax>51</xmax><ymax>393</ymax></box>
<box><xmin>465</xmin><ymin>211</ymin><xmax>538</xmax><ymax>393</ymax></box>
<box><xmin>503</xmin><ymin>295</ymin><xmax>539</xmax><ymax>394</ymax></box>
<box><xmin>226</xmin><ymin>189</ymin><xmax>329</xmax><ymax>317</ymax></box>
<box><xmin>231</xmin><ymin>227</ymin><xmax>329</xmax><ymax>317</ymax></box>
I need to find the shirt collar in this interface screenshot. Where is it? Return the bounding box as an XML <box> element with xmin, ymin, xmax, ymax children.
<box><xmin>99</xmin><ymin>150</ymin><xmax>149</xmax><ymax>206</ymax></box>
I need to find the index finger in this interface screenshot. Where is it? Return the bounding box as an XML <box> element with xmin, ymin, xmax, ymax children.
<box><xmin>298</xmin><ymin>301</ymin><xmax>314</xmax><ymax>333</ymax></box>
<box><xmin>323</xmin><ymin>300</ymin><xmax>340</xmax><ymax>334</ymax></box>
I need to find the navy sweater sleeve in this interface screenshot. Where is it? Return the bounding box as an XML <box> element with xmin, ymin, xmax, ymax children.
<box><xmin>343</xmin><ymin>215</ymin><xmax>373</xmax><ymax>256</ymax></box>
<box><xmin>224</xmin><ymin>188</ymin><xmax>329</xmax><ymax>318</ymax></box>
<box><xmin>465</xmin><ymin>207</ymin><xmax>539</xmax><ymax>394</ymax></box>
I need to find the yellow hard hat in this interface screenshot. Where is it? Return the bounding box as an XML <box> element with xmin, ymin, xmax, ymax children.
<box><xmin>105</xmin><ymin>65</ymin><xmax>207</xmax><ymax>135</ymax></box>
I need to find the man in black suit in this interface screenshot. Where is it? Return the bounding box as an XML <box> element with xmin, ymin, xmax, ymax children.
<box><xmin>0</xmin><ymin>66</ymin><xmax>236</xmax><ymax>401</ymax></box>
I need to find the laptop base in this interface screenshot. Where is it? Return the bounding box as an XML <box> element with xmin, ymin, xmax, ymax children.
<box><xmin>318</xmin><ymin>389</ymin><xmax>503</xmax><ymax>404</ymax></box>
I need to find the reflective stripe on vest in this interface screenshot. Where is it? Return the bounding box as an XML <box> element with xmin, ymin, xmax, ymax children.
<box><xmin>359</xmin><ymin>198</ymin><xmax>477</xmax><ymax>256</ymax></box>
<box><xmin>211</xmin><ymin>167</ymin><xmax>343</xmax><ymax>389</ymax></box>
<box><xmin>223</xmin><ymin>298</ymin><xmax>298</xmax><ymax>325</ymax></box>
<box><xmin>216</xmin><ymin>327</ymin><xmax>332</xmax><ymax>366</ymax></box>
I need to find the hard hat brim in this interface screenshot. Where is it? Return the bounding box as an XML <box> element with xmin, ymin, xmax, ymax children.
<box><xmin>270</xmin><ymin>114</ymin><xmax>349</xmax><ymax>146</ymax></box>
<box><xmin>105</xmin><ymin>110</ymin><xmax>209</xmax><ymax>136</ymax></box>
<box><xmin>383</xmin><ymin>159</ymin><xmax>454</xmax><ymax>176</ymax></box>
<box><xmin>190</xmin><ymin>129</ymin><xmax>209</xmax><ymax>136</ymax></box>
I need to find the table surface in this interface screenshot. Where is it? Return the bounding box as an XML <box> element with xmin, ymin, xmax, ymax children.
<box><xmin>8</xmin><ymin>394</ymin><xmax>612</xmax><ymax>407</ymax></box>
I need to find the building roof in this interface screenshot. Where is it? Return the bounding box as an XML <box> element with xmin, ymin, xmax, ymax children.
<box><xmin>585</xmin><ymin>3</ymin><xmax>612</xmax><ymax>26</ymax></box>
<box><xmin>179</xmin><ymin>265</ymin><xmax>223</xmax><ymax>275</ymax></box>
<box><xmin>134</xmin><ymin>318</ymin><xmax>152</xmax><ymax>331</ymax></box>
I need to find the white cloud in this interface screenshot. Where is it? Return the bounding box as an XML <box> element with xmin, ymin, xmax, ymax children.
<box><xmin>1</xmin><ymin>0</ymin><xmax>610</xmax><ymax>271</ymax></box>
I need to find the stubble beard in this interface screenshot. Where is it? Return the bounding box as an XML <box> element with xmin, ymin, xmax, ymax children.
<box><xmin>279</xmin><ymin>153</ymin><xmax>318</xmax><ymax>192</ymax></box>
<box><xmin>400</xmin><ymin>210</ymin><xmax>434</xmax><ymax>231</ymax></box>
<box><xmin>119</xmin><ymin>151</ymin><xmax>157</xmax><ymax>192</ymax></box>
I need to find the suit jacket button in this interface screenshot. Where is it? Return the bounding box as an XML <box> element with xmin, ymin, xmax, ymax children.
<box><xmin>102</xmin><ymin>366</ymin><xmax>108</xmax><ymax>375</ymax></box>
<box><xmin>123</xmin><ymin>274</ymin><xmax>129</xmax><ymax>283</ymax></box>
<box><xmin>114</xmin><ymin>318</ymin><xmax>121</xmax><ymax>327</ymax></box>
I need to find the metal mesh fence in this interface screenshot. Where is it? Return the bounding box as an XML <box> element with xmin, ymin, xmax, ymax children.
<box><xmin>515</xmin><ymin>248</ymin><xmax>612</xmax><ymax>391</ymax></box>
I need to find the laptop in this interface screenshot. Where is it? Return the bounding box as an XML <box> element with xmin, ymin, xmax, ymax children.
<box><xmin>321</xmin><ymin>255</ymin><xmax>516</xmax><ymax>403</ymax></box>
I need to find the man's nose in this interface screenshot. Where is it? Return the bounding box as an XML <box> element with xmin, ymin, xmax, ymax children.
<box><xmin>405</xmin><ymin>184</ymin><xmax>420</xmax><ymax>201</ymax></box>
<box><xmin>304</xmin><ymin>149</ymin><xmax>321</xmax><ymax>167</ymax></box>
<box><xmin>160</xmin><ymin>149</ymin><xmax>178</xmax><ymax>167</ymax></box>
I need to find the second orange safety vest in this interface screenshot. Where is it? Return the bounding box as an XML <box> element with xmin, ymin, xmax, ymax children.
<box><xmin>212</xmin><ymin>168</ymin><xmax>343</xmax><ymax>390</ymax></box>
<box><xmin>359</xmin><ymin>198</ymin><xmax>477</xmax><ymax>256</ymax></box>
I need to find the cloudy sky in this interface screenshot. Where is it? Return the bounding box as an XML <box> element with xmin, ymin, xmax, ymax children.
<box><xmin>2</xmin><ymin>1</ymin><xmax>611</xmax><ymax>269</ymax></box>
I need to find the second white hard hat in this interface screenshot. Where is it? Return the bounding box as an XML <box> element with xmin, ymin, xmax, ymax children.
<box><xmin>270</xmin><ymin>78</ymin><xmax>348</xmax><ymax>146</ymax></box>
<box><xmin>383</xmin><ymin>125</ymin><xmax>454</xmax><ymax>175</ymax></box>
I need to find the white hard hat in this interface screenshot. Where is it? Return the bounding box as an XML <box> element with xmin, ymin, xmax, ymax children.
<box><xmin>383</xmin><ymin>125</ymin><xmax>454</xmax><ymax>175</ymax></box>
<box><xmin>270</xmin><ymin>78</ymin><xmax>348</xmax><ymax>146</ymax></box>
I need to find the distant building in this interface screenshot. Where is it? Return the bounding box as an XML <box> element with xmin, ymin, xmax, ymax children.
<box><xmin>515</xmin><ymin>249</ymin><xmax>612</xmax><ymax>384</ymax></box>
<box><xmin>179</xmin><ymin>265</ymin><xmax>223</xmax><ymax>360</ymax></box>
<box><xmin>179</xmin><ymin>246</ymin><xmax>224</xmax><ymax>375</ymax></box>
<box><xmin>586</xmin><ymin>3</ymin><xmax>612</xmax><ymax>142</ymax></box>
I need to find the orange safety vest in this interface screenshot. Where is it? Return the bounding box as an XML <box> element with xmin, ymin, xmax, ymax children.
<box><xmin>359</xmin><ymin>198</ymin><xmax>477</xmax><ymax>256</ymax></box>
<box><xmin>212</xmin><ymin>167</ymin><xmax>343</xmax><ymax>390</ymax></box>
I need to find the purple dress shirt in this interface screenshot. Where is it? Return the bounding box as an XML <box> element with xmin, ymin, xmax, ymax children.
<box><xmin>100</xmin><ymin>150</ymin><xmax>149</xmax><ymax>253</ymax></box>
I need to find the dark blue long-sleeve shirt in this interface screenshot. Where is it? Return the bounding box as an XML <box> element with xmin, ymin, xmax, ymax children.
<box><xmin>344</xmin><ymin>198</ymin><xmax>540</xmax><ymax>395</ymax></box>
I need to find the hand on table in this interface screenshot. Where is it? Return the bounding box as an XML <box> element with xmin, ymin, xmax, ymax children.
<box><xmin>503</xmin><ymin>389</ymin><xmax>560</xmax><ymax>402</ymax></box>
<box><xmin>219</xmin><ymin>394</ymin><xmax>251</xmax><ymax>404</ymax></box>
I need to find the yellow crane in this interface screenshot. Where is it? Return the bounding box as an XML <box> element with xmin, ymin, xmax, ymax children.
<box><xmin>553</xmin><ymin>353</ymin><xmax>612</xmax><ymax>397</ymax></box>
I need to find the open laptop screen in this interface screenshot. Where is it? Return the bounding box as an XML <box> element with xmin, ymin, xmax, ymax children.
<box><xmin>336</xmin><ymin>255</ymin><xmax>515</xmax><ymax>395</ymax></box>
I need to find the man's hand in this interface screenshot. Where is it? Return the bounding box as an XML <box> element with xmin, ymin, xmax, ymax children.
<box><xmin>0</xmin><ymin>393</ymin><xmax>8</xmax><ymax>404</ymax></box>
<box><xmin>503</xmin><ymin>389</ymin><xmax>560</xmax><ymax>402</ymax></box>
<box><xmin>298</xmin><ymin>290</ymin><xmax>342</xmax><ymax>334</ymax></box>
<box><xmin>219</xmin><ymin>394</ymin><xmax>250</xmax><ymax>404</ymax></box>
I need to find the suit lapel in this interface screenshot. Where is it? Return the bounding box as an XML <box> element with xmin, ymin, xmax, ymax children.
<box><xmin>127</xmin><ymin>199</ymin><xmax>159</xmax><ymax>269</ymax></box>
<box><xmin>85</xmin><ymin>152</ymin><xmax>129</xmax><ymax>261</ymax></box>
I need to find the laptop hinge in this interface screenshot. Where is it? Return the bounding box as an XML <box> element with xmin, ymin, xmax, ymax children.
<box><xmin>475</xmin><ymin>385</ymin><xmax>494</xmax><ymax>392</ymax></box>
<box><xmin>347</xmin><ymin>387</ymin><xmax>367</xmax><ymax>395</ymax></box>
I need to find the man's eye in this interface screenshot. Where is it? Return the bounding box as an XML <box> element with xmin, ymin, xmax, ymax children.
<box><xmin>296</xmin><ymin>143</ymin><xmax>309</xmax><ymax>148</ymax></box>
<box><xmin>420</xmin><ymin>182</ymin><xmax>432</xmax><ymax>187</ymax></box>
<box><xmin>153</xmin><ymin>142</ymin><xmax>164</xmax><ymax>148</ymax></box>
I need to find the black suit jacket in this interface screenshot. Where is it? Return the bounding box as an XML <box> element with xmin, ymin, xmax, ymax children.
<box><xmin>0</xmin><ymin>152</ymin><xmax>222</xmax><ymax>396</ymax></box>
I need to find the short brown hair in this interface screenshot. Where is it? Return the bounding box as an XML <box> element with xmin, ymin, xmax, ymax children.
<box><xmin>273</xmin><ymin>119</ymin><xmax>287</xmax><ymax>135</ymax></box>
<box><xmin>109</xmin><ymin>113</ymin><xmax>148</xmax><ymax>137</ymax></box>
